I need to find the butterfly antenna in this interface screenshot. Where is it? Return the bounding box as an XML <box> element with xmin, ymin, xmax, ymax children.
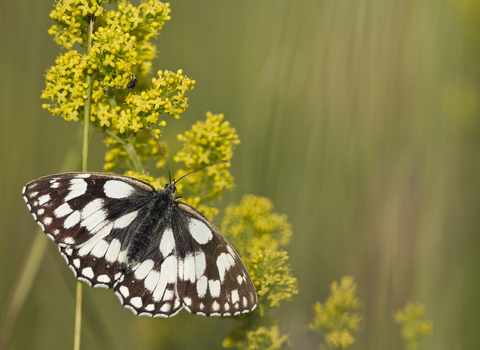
<box><xmin>175</xmin><ymin>160</ymin><xmax>230</xmax><ymax>184</ymax></box>
<box><xmin>146</xmin><ymin>127</ymin><xmax>172</xmax><ymax>183</ymax></box>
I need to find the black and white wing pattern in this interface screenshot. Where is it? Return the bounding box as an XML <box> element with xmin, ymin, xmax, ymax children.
<box><xmin>22</xmin><ymin>172</ymin><xmax>257</xmax><ymax>317</ymax></box>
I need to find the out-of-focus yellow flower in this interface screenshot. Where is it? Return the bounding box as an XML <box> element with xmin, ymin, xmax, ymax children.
<box><xmin>394</xmin><ymin>302</ymin><xmax>432</xmax><ymax>350</ymax></box>
<box><xmin>308</xmin><ymin>276</ymin><xmax>361</xmax><ymax>349</ymax></box>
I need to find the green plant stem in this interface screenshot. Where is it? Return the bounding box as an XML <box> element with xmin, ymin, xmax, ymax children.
<box><xmin>0</xmin><ymin>232</ymin><xmax>47</xmax><ymax>350</ymax></box>
<box><xmin>74</xmin><ymin>13</ymin><xmax>95</xmax><ymax>350</ymax></box>
<box><xmin>105</xmin><ymin>129</ymin><xmax>145</xmax><ymax>173</ymax></box>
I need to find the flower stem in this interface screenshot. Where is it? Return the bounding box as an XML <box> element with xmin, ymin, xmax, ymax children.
<box><xmin>105</xmin><ymin>129</ymin><xmax>145</xmax><ymax>173</ymax></box>
<box><xmin>74</xmin><ymin>13</ymin><xmax>95</xmax><ymax>350</ymax></box>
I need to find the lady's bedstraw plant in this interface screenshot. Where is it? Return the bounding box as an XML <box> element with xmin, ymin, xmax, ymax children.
<box><xmin>36</xmin><ymin>1</ymin><xmax>298</xmax><ymax>349</ymax></box>
<box><xmin>222</xmin><ymin>196</ymin><xmax>298</xmax><ymax>349</ymax></box>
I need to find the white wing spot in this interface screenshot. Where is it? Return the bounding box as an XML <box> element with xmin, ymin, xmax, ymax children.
<box><xmin>225</xmin><ymin>303</ymin><xmax>230</xmax><ymax>311</ymax></box>
<box><xmin>73</xmin><ymin>259</ymin><xmax>80</xmax><ymax>268</ymax></box>
<box><xmin>144</xmin><ymin>270</ymin><xmax>160</xmax><ymax>292</ymax></box>
<box><xmin>232</xmin><ymin>290</ymin><xmax>239</xmax><ymax>304</ymax></box>
<box><xmin>54</xmin><ymin>203</ymin><xmax>73</xmax><ymax>218</ymax></box>
<box><xmin>160</xmin><ymin>303</ymin><xmax>171</xmax><ymax>313</ymax></box>
<box><xmin>163</xmin><ymin>289</ymin><xmax>174</xmax><ymax>301</ymax></box>
<box><xmin>120</xmin><ymin>286</ymin><xmax>129</xmax><ymax>297</ymax></box>
<box><xmin>184</xmin><ymin>297</ymin><xmax>192</xmax><ymax>306</ymax></box>
<box><xmin>212</xmin><ymin>301</ymin><xmax>220</xmax><ymax>312</ymax></box>
<box><xmin>43</xmin><ymin>217</ymin><xmax>52</xmax><ymax>225</ymax></box>
<box><xmin>28</xmin><ymin>191</ymin><xmax>39</xmax><ymax>198</ymax></box>
<box><xmin>145</xmin><ymin>304</ymin><xmax>155</xmax><ymax>312</ymax></box>
<box><xmin>82</xmin><ymin>267</ymin><xmax>94</xmax><ymax>279</ymax></box>
<box><xmin>97</xmin><ymin>275</ymin><xmax>111</xmax><ymax>283</ymax></box>
<box><xmin>152</xmin><ymin>256</ymin><xmax>176</xmax><ymax>302</ymax></box>
<box><xmin>78</xmin><ymin>223</ymin><xmax>113</xmax><ymax>257</ymax></box>
<box><xmin>51</xmin><ymin>182</ymin><xmax>60</xmax><ymax>188</ymax></box>
<box><xmin>64</xmin><ymin>210</ymin><xmax>81</xmax><ymax>229</ymax></box>
<box><xmin>195</xmin><ymin>251</ymin><xmax>206</xmax><ymax>279</ymax></box>
<box><xmin>189</xmin><ymin>219</ymin><xmax>213</xmax><ymax>244</ymax></box>
<box><xmin>104</xmin><ymin>180</ymin><xmax>135</xmax><ymax>199</ymax></box>
<box><xmin>113</xmin><ymin>211</ymin><xmax>138</xmax><ymax>229</ymax></box>
<box><xmin>38</xmin><ymin>194</ymin><xmax>50</xmax><ymax>206</ymax></box>
<box><xmin>243</xmin><ymin>297</ymin><xmax>248</xmax><ymax>307</ymax></box>
<box><xmin>183</xmin><ymin>254</ymin><xmax>195</xmax><ymax>282</ymax></box>
<box><xmin>209</xmin><ymin>279</ymin><xmax>221</xmax><ymax>298</ymax></box>
<box><xmin>237</xmin><ymin>275</ymin><xmax>243</xmax><ymax>284</ymax></box>
<box><xmin>135</xmin><ymin>259</ymin><xmax>154</xmax><ymax>280</ymax></box>
<box><xmin>196</xmin><ymin>276</ymin><xmax>208</xmax><ymax>298</ymax></box>
<box><xmin>130</xmin><ymin>297</ymin><xmax>143</xmax><ymax>308</ymax></box>
<box><xmin>199</xmin><ymin>303</ymin><xmax>205</xmax><ymax>310</ymax></box>
<box><xmin>37</xmin><ymin>208</ymin><xmax>45</xmax><ymax>215</ymax></box>
<box><xmin>80</xmin><ymin>198</ymin><xmax>104</xmax><ymax>220</ymax></box>
<box><xmin>91</xmin><ymin>240</ymin><xmax>109</xmax><ymax>258</ymax></box>
<box><xmin>65</xmin><ymin>179</ymin><xmax>88</xmax><ymax>202</ymax></box>
<box><xmin>217</xmin><ymin>253</ymin><xmax>235</xmax><ymax>283</ymax></box>
<box><xmin>105</xmin><ymin>238</ymin><xmax>121</xmax><ymax>263</ymax></box>
<box><xmin>64</xmin><ymin>237</ymin><xmax>75</xmax><ymax>245</ymax></box>
<box><xmin>159</xmin><ymin>227</ymin><xmax>175</xmax><ymax>257</ymax></box>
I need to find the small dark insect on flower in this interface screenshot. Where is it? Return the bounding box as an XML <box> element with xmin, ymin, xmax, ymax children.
<box><xmin>127</xmin><ymin>74</ymin><xmax>137</xmax><ymax>89</ymax></box>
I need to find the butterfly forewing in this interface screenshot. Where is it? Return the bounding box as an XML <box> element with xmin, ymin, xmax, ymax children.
<box><xmin>23</xmin><ymin>172</ymin><xmax>257</xmax><ymax>317</ymax></box>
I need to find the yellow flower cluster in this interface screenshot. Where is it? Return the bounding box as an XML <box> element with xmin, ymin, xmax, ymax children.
<box><xmin>222</xmin><ymin>195</ymin><xmax>292</xmax><ymax>257</ymax></box>
<box><xmin>42</xmin><ymin>0</ymin><xmax>192</xmax><ymax>133</ymax></box>
<box><xmin>308</xmin><ymin>276</ymin><xmax>361</xmax><ymax>349</ymax></box>
<box><xmin>221</xmin><ymin>195</ymin><xmax>297</xmax><ymax>348</ymax></box>
<box><xmin>171</xmin><ymin>112</ymin><xmax>239</xmax><ymax>219</ymax></box>
<box><xmin>249</xmin><ymin>250</ymin><xmax>298</xmax><ymax>310</ymax></box>
<box><xmin>48</xmin><ymin>0</ymin><xmax>104</xmax><ymax>49</ymax></box>
<box><xmin>41</xmin><ymin>50</ymin><xmax>90</xmax><ymax>121</ymax></box>
<box><xmin>394</xmin><ymin>302</ymin><xmax>432</xmax><ymax>349</ymax></box>
<box><xmin>223</xmin><ymin>325</ymin><xmax>289</xmax><ymax>350</ymax></box>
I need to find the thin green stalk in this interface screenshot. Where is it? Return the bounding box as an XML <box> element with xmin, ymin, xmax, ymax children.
<box><xmin>74</xmin><ymin>13</ymin><xmax>95</xmax><ymax>350</ymax></box>
<box><xmin>105</xmin><ymin>129</ymin><xmax>145</xmax><ymax>173</ymax></box>
<box><xmin>0</xmin><ymin>232</ymin><xmax>47</xmax><ymax>350</ymax></box>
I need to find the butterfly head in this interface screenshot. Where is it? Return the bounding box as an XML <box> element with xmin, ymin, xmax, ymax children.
<box><xmin>163</xmin><ymin>181</ymin><xmax>179</xmax><ymax>199</ymax></box>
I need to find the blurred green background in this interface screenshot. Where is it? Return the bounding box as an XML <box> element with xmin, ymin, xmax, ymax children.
<box><xmin>1</xmin><ymin>0</ymin><xmax>480</xmax><ymax>349</ymax></box>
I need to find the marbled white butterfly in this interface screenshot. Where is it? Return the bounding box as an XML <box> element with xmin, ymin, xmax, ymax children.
<box><xmin>22</xmin><ymin>135</ymin><xmax>257</xmax><ymax>317</ymax></box>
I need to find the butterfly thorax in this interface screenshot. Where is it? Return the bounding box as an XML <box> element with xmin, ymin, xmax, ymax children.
<box><xmin>126</xmin><ymin>183</ymin><xmax>177</xmax><ymax>264</ymax></box>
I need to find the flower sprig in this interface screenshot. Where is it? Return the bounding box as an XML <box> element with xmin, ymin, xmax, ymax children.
<box><xmin>171</xmin><ymin>112</ymin><xmax>240</xmax><ymax>219</ymax></box>
<box><xmin>394</xmin><ymin>302</ymin><xmax>432</xmax><ymax>350</ymax></box>
<box><xmin>222</xmin><ymin>195</ymin><xmax>297</xmax><ymax>349</ymax></box>
<box><xmin>308</xmin><ymin>276</ymin><xmax>361</xmax><ymax>350</ymax></box>
<box><xmin>42</xmin><ymin>0</ymin><xmax>193</xmax><ymax>134</ymax></box>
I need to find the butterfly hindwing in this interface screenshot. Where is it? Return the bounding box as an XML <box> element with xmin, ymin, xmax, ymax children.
<box><xmin>175</xmin><ymin>203</ymin><xmax>257</xmax><ymax>316</ymax></box>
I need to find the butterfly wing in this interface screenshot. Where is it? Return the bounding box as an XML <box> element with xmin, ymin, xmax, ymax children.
<box><xmin>113</xmin><ymin>201</ymin><xmax>257</xmax><ymax>317</ymax></box>
<box><xmin>113</xmin><ymin>219</ymin><xmax>184</xmax><ymax>317</ymax></box>
<box><xmin>23</xmin><ymin>172</ymin><xmax>155</xmax><ymax>287</ymax></box>
<box><xmin>23</xmin><ymin>172</ymin><xmax>258</xmax><ymax>317</ymax></box>
<box><xmin>175</xmin><ymin>203</ymin><xmax>258</xmax><ymax>316</ymax></box>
